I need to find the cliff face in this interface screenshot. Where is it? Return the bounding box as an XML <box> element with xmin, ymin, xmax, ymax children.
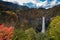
<box><xmin>0</xmin><ymin>1</ymin><xmax>60</xmax><ymax>32</ymax></box>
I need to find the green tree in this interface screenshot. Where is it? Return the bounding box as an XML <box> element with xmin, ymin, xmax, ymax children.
<box><xmin>25</xmin><ymin>28</ymin><xmax>36</xmax><ymax>40</ymax></box>
<box><xmin>47</xmin><ymin>16</ymin><xmax>60</xmax><ymax>40</ymax></box>
<box><xmin>36</xmin><ymin>32</ymin><xmax>49</xmax><ymax>40</ymax></box>
<box><xmin>12</xmin><ymin>29</ymin><xmax>28</xmax><ymax>40</ymax></box>
<box><xmin>12</xmin><ymin>28</ymin><xmax>36</xmax><ymax>40</ymax></box>
<box><xmin>0</xmin><ymin>20</ymin><xmax>3</xmax><ymax>24</ymax></box>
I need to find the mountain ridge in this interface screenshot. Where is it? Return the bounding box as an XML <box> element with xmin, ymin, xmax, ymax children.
<box><xmin>0</xmin><ymin>1</ymin><xmax>60</xmax><ymax>10</ymax></box>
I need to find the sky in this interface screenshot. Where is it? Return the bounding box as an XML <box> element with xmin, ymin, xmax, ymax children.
<box><xmin>2</xmin><ymin>0</ymin><xmax>60</xmax><ymax>9</ymax></box>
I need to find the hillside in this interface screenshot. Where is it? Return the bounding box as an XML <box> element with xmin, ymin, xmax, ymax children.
<box><xmin>0</xmin><ymin>1</ymin><xmax>60</xmax><ymax>32</ymax></box>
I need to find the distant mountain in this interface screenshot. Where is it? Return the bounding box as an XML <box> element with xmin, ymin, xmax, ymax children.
<box><xmin>0</xmin><ymin>1</ymin><xmax>29</xmax><ymax>11</ymax></box>
<box><xmin>2</xmin><ymin>0</ymin><xmax>60</xmax><ymax>9</ymax></box>
<box><xmin>23</xmin><ymin>2</ymin><xmax>37</xmax><ymax>8</ymax></box>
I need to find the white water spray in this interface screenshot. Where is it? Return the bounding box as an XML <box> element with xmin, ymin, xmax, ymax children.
<box><xmin>41</xmin><ymin>16</ymin><xmax>45</xmax><ymax>33</ymax></box>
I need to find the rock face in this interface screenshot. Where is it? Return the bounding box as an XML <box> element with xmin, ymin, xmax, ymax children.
<box><xmin>0</xmin><ymin>1</ymin><xmax>60</xmax><ymax>32</ymax></box>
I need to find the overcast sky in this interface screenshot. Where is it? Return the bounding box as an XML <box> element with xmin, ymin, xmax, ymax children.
<box><xmin>2</xmin><ymin>0</ymin><xmax>60</xmax><ymax>9</ymax></box>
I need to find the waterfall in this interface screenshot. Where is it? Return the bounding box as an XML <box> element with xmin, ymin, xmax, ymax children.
<box><xmin>41</xmin><ymin>16</ymin><xmax>45</xmax><ymax>33</ymax></box>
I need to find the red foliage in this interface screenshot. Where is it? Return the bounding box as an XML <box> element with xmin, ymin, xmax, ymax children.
<box><xmin>0</xmin><ymin>23</ymin><xmax>14</xmax><ymax>40</ymax></box>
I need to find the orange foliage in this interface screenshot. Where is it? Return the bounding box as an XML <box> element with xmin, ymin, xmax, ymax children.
<box><xmin>0</xmin><ymin>23</ymin><xmax>14</xmax><ymax>40</ymax></box>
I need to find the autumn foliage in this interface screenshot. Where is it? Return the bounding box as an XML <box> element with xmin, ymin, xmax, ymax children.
<box><xmin>0</xmin><ymin>23</ymin><xmax>14</xmax><ymax>40</ymax></box>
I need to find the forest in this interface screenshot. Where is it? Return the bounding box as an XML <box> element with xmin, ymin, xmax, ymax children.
<box><xmin>0</xmin><ymin>1</ymin><xmax>60</xmax><ymax>40</ymax></box>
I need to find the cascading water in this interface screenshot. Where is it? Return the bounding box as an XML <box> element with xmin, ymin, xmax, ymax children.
<box><xmin>41</xmin><ymin>16</ymin><xmax>45</xmax><ymax>33</ymax></box>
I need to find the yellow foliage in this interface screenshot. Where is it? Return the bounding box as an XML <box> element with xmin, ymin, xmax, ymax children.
<box><xmin>25</xmin><ymin>28</ymin><xmax>36</xmax><ymax>40</ymax></box>
<box><xmin>47</xmin><ymin>16</ymin><xmax>60</xmax><ymax>40</ymax></box>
